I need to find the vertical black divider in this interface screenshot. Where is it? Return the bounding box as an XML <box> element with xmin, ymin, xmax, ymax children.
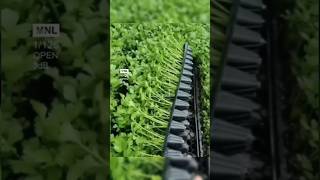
<box><xmin>106</xmin><ymin>0</ymin><xmax>111</xmax><ymax>178</ymax></box>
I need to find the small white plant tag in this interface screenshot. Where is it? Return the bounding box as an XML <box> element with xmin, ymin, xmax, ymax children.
<box><xmin>120</xmin><ymin>69</ymin><xmax>129</xmax><ymax>75</ymax></box>
<box><xmin>119</xmin><ymin>69</ymin><xmax>130</xmax><ymax>83</ymax></box>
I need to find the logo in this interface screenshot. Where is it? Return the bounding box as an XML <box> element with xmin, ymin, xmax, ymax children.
<box><xmin>32</xmin><ymin>24</ymin><xmax>60</xmax><ymax>37</ymax></box>
<box><xmin>32</xmin><ymin>23</ymin><xmax>61</xmax><ymax>69</ymax></box>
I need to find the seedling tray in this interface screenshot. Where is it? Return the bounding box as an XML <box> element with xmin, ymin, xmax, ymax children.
<box><xmin>163</xmin><ymin>157</ymin><xmax>209</xmax><ymax>180</ymax></box>
<box><xmin>163</xmin><ymin>43</ymin><xmax>205</xmax><ymax>157</ymax></box>
<box><xmin>211</xmin><ymin>0</ymin><xmax>286</xmax><ymax>179</ymax></box>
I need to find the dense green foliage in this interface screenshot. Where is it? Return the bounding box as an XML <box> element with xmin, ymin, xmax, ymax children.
<box><xmin>284</xmin><ymin>0</ymin><xmax>319</xmax><ymax>179</ymax></box>
<box><xmin>0</xmin><ymin>0</ymin><xmax>108</xmax><ymax>179</ymax></box>
<box><xmin>111</xmin><ymin>23</ymin><xmax>209</xmax><ymax>156</ymax></box>
<box><xmin>111</xmin><ymin>0</ymin><xmax>210</xmax><ymax>23</ymax></box>
<box><xmin>111</xmin><ymin>157</ymin><xmax>164</xmax><ymax>180</ymax></box>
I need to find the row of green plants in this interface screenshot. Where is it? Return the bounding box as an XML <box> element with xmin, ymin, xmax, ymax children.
<box><xmin>1</xmin><ymin>0</ymin><xmax>108</xmax><ymax>179</ymax></box>
<box><xmin>111</xmin><ymin>23</ymin><xmax>210</xmax><ymax>156</ymax></box>
<box><xmin>111</xmin><ymin>0</ymin><xmax>209</xmax><ymax>23</ymax></box>
<box><xmin>283</xmin><ymin>0</ymin><xmax>319</xmax><ymax>179</ymax></box>
<box><xmin>111</xmin><ymin>23</ymin><xmax>184</xmax><ymax>156</ymax></box>
<box><xmin>111</xmin><ymin>157</ymin><xmax>164</xmax><ymax>180</ymax></box>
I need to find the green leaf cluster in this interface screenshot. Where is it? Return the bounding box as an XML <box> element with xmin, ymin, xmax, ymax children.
<box><xmin>284</xmin><ymin>0</ymin><xmax>319</xmax><ymax>179</ymax></box>
<box><xmin>111</xmin><ymin>0</ymin><xmax>210</xmax><ymax>23</ymax></box>
<box><xmin>110</xmin><ymin>157</ymin><xmax>164</xmax><ymax>180</ymax></box>
<box><xmin>111</xmin><ymin>23</ymin><xmax>210</xmax><ymax>156</ymax></box>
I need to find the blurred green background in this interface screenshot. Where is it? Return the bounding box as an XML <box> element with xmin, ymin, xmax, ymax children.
<box><xmin>1</xmin><ymin>0</ymin><xmax>109</xmax><ymax>179</ymax></box>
